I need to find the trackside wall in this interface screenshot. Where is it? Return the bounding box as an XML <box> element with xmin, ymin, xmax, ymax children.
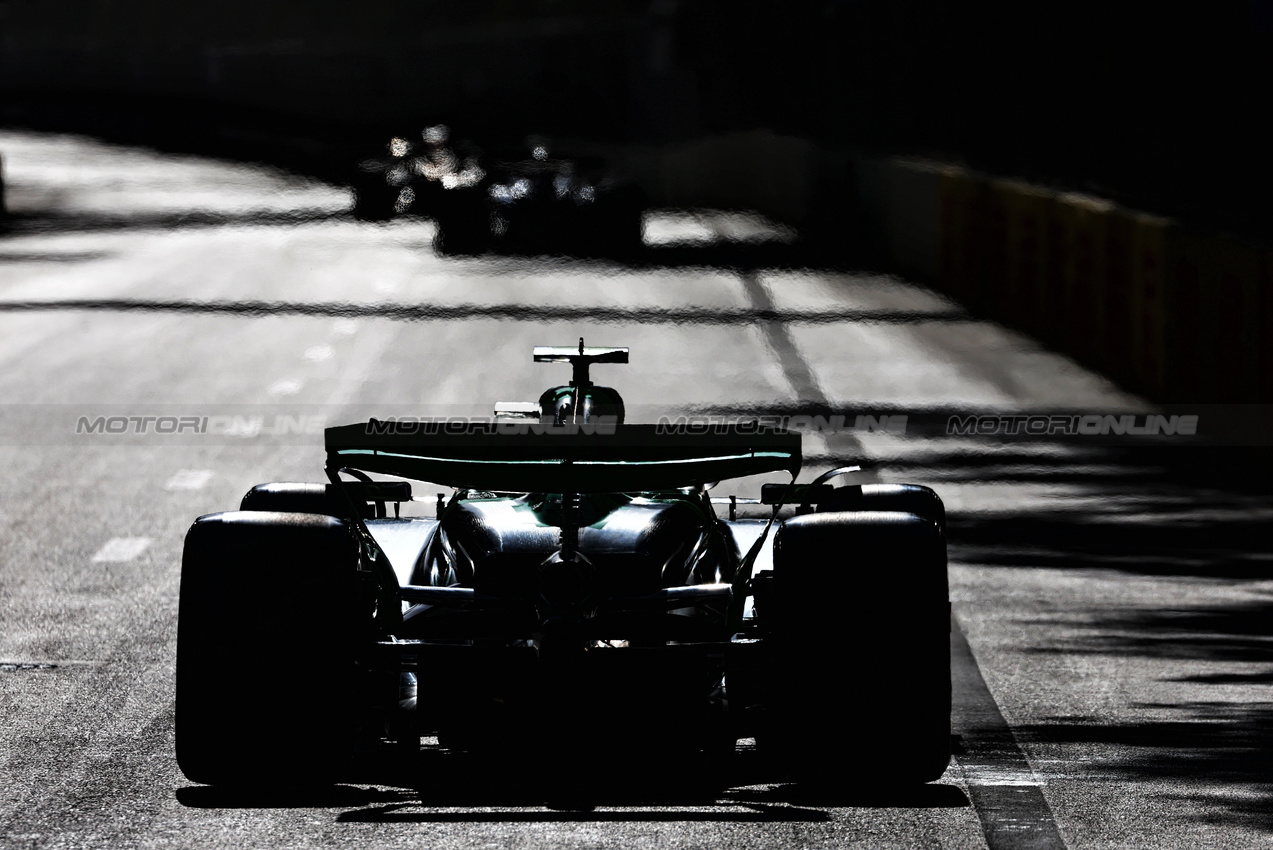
<box><xmin>856</xmin><ymin>156</ymin><xmax>1272</xmax><ymax>443</ymax></box>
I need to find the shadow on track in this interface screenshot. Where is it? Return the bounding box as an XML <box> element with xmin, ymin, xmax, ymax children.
<box><xmin>938</xmin><ymin>444</ymin><xmax>1272</xmax><ymax>579</ymax></box>
<box><xmin>335</xmin><ymin>805</ymin><xmax>829</xmax><ymax>824</ymax></box>
<box><xmin>1030</xmin><ymin>600</ymin><xmax>1273</xmax><ymax>678</ymax></box>
<box><xmin>1</xmin><ymin>197</ymin><xmax>872</xmax><ymax>277</ymax></box>
<box><xmin>1016</xmin><ymin>703</ymin><xmax>1273</xmax><ymax>835</ymax></box>
<box><xmin>465</xmin><ymin>235</ymin><xmax>872</xmax><ymax>276</ymax></box>
<box><xmin>931</xmin><ymin>439</ymin><xmax>1273</xmax><ymax>833</ymax></box>
<box><xmin>1</xmin><ymin>208</ymin><xmax>346</xmax><ymax>236</ymax></box>
<box><xmin>0</xmin><ymin>249</ymin><xmax>115</xmax><ymax>264</ymax></box>
<box><xmin>176</xmin><ymin>743</ymin><xmax>969</xmax><ymax>821</ymax></box>
<box><xmin>0</xmin><ymin>295</ymin><xmax>970</xmax><ymax>327</ymax></box>
<box><xmin>175</xmin><ymin>784</ymin><xmax>407</xmax><ymax>809</ymax></box>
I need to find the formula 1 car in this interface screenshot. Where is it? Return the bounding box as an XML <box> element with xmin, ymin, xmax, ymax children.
<box><xmin>175</xmin><ymin>344</ymin><xmax>949</xmax><ymax>795</ymax></box>
<box><xmin>434</xmin><ymin>142</ymin><xmax>645</xmax><ymax>257</ymax></box>
<box><xmin>351</xmin><ymin>128</ymin><xmax>644</xmax><ymax>257</ymax></box>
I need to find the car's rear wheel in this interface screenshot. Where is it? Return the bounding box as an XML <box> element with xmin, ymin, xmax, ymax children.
<box><xmin>817</xmin><ymin>483</ymin><xmax>945</xmax><ymax>531</ymax></box>
<box><xmin>766</xmin><ymin>510</ymin><xmax>950</xmax><ymax>788</ymax></box>
<box><xmin>175</xmin><ymin>511</ymin><xmax>364</xmax><ymax>786</ymax></box>
<box><xmin>433</xmin><ymin>192</ymin><xmax>490</xmax><ymax>256</ymax></box>
<box><xmin>434</xmin><ymin>218</ymin><xmax>490</xmax><ymax>255</ymax></box>
<box><xmin>587</xmin><ymin>185</ymin><xmax>645</xmax><ymax>258</ymax></box>
<box><xmin>239</xmin><ymin>482</ymin><xmax>343</xmax><ymax>515</ymax></box>
<box><xmin>351</xmin><ymin>168</ymin><xmax>398</xmax><ymax>221</ymax></box>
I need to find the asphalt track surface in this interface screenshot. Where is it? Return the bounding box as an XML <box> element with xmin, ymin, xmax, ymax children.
<box><xmin>1</xmin><ymin>131</ymin><xmax>1271</xmax><ymax>849</ymax></box>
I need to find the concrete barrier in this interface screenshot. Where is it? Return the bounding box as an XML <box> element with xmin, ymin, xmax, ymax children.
<box><xmin>1128</xmin><ymin>213</ymin><xmax>1173</xmax><ymax>397</ymax></box>
<box><xmin>856</xmin><ymin>151</ymin><xmax>1270</xmax><ymax>452</ymax></box>
<box><xmin>878</xmin><ymin>159</ymin><xmax>942</xmax><ymax>284</ymax></box>
<box><xmin>979</xmin><ymin>180</ymin><xmax>1010</xmax><ymax>318</ymax></box>
<box><xmin>1039</xmin><ymin>189</ymin><xmax>1068</xmax><ymax>348</ymax></box>
<box><xmin>1167</xmin><ymin>228</ymin><xmax>1210</xmax><ymax>402</ymax></box>
<box><xmin>851</xmin><ymin>156</ymin><xmax>942</xmax><ymax>279</ymax></box>
<box><xmin>1265</xmin><ymin>249</ymin><xmax>1273</xmax><ymax>404</ymax></box>
<box><xmin>1053</xmin><ymin>193</ymin><xmax>1115</xmax><ymax>366</ymax></box>
<box><xmin>1162</xmin><ymin>232</ymin><xmax>1262</xmax><ymax>404</ymax></box>
<box><xmin>850</xmin><ymin>156</ymin><xmax>888</xmax><ymax>264</ymax></box>
<box><xmin>937</xmin><ymin>166</ymin><xmax>983</xmax><ymax>304</ymax></box>
<box><xmin>1210</xmin><ymin>235</ymin><xmax>1264</xmax><ymax>403</ymax></box>
<box><xmin>1102</xmin><ymin>207</ymin><xmax>1136</xmax><ymax>380</ymax></box>
<box><xmin>1001</xmin><ymin>181</ymin><xmax>1053</xmax><ymax>337</ymax></box>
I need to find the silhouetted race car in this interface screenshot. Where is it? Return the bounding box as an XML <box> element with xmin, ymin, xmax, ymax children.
<box><xmin>350</xmin><ymin>125</ymin><xmax>484</xmax><ymax>222</ymax></box>
<box><xmin>175</xmin><ymin>344</ymin><xmax>949</xmax><ymax>797</ymax></box>
<box><xmin>351</xmin><ymin>128</ymin><xmax>644</xmax><ymax>256</ymax></box>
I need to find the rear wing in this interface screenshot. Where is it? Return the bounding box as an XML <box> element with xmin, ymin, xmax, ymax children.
<box><xmin>324</xmin><ymin>422</ymin><xmax>801</xmax><ymax>494</ymax></box>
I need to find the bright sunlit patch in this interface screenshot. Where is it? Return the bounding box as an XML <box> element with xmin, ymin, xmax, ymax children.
<box><xmin>91</xmin><ymin>537</ymin><xmax>151</xmax><ymax>563</ymax></box>
<box><xmin>268</xmin><ymin>378</ymin><xmax>305</xmax><ymax>397</ymax></box>
<box><xmin>641</xmin><ymin>210</ymin><xmax>797</xmax><ymax>247</ymax></box>
<box><xmin>332</xmin><ymin>319</ymin><xmax>360</xmax><ymax>336</ymax></box>
<box><xmin>961</xmin><ymin>765</ymin><xmax>1044</xmax><ymax>787</ymax></box>
<box><xmin>164</xmin><ymin>469</ymin><xmax>213</xmax><ymax>491</ymax></box>
<box><xmin>303</xmin><ymin>345</ymin><xmax>334</xmax><ymax>362</ymax></box>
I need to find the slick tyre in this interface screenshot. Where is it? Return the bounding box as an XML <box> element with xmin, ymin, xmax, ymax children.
<box><xmin>434</xmin><ymin>219</ymin><xmax>489</xmax><ymax>255</ymax></box>
<box><xmin>175</xmin><ymin>511</ymin><xmax>363</xmax><ymax>787</ymax></box>
<box><xmin>433</xmin><ymin>193</ymin><xmax>490</xmax><ymax>256</ymax></box>
<box><xmin>768</xmin><ymin>511</ymin><xmax>950</xmax><ymax>787</ymax></box>
<box><xmin>589</xmin><ymin>185</ymin><xmax>645</xmax><ymax>258</ymax></box>
<box><xmin>239</xmin><ymin>482</ymin><xmax>346</xmax><ymax>517</ymax></box>
<box><xmin>351</xmin><ymin>171</ymin><xmax>398</xmax><ymax>221</ymax></box>
<box><xmin>817</xmin><ymin>483</ymin><xmax>945</xmax><ymax>532</ymax></box>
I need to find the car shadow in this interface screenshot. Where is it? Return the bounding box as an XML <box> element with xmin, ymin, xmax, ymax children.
<box><xmin>178</xmin><ymin>743</ymin><xmax>968</xmax><ymax>820</ymax></box>
<box><xmin>175</xmin><ymin>784</ymin><xmax>408</xmax><ymax>809</ymax></box>
<box><xmin>335</xmin><ymin>804</ymin><xmax>830</xmax><ymax>824</ymax></box>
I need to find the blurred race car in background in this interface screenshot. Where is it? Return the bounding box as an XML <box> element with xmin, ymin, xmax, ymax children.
<box><xmin>350</xmin><ymin>125</ymin><xmax>482</xmax><ymax>220</ymax></box>
<box><xmin>351</xmin><ymin>126</ymin><xmax>645</xmax><ymax>256</ymax></box>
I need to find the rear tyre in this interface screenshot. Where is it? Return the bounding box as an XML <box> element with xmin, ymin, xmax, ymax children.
<box><xmin>435</xmin><ymin>221</ymin><xmax>489</xmax><ymax>255</ymax></box>
<box><xmin>433</xmin><ymin>192</ymin><xmax>490</xmax><ymax>256</ymax></box>
<box><xmin>351</xmin><ymin>169</ymin><xmax>398</xmax><ymax>221</ymax></box>
<box><xmin>175</xmin><ymin>511</ymin><xmax>364</xmax><ymax>786</ymax></box>
<box><xmin>589</xmin><ymin>185</ymin><xmax>645</xmax><ymax>258</ymax></box>
<box><xmin>239</xmin><ymin>482</ymin><xmax>343</xmax><ymax>516</ymax></box>
<box><xmin>818</xmin><ymin>483</ymin><xmax>945</xmax><ymax>531</ymax></box>
<box><xmin>766</xmin><ymin>511</ymin><xmax>950</xmax><ymax>788</ymax></box>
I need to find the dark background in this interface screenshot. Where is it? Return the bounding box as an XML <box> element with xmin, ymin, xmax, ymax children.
<box><xmin>3</xmin><ymin>1</ymin><xmax>1270</xmax><ymax>242</ymax></box>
